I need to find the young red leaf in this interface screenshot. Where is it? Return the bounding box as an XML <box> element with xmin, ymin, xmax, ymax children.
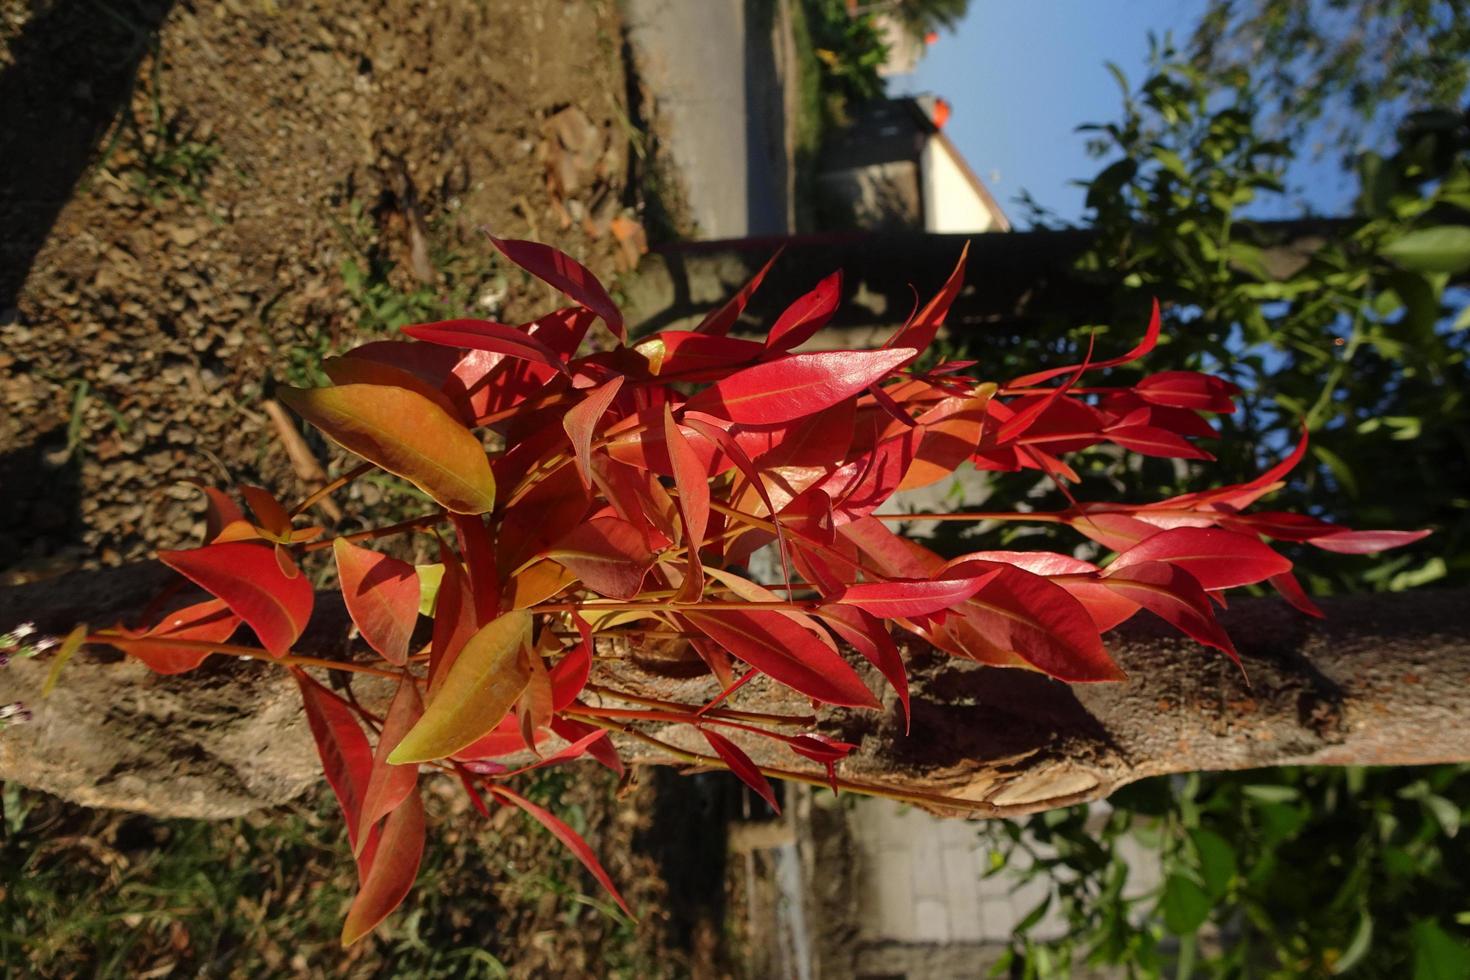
<box><xmin>787</xmin><ymin>733</ymin><xmax>857</xmax><ymax>794</ymax></box>
<box><xmin>501</xmin><ymin>727</ymin><xmax>611</xmax><ymax>777</ymax></box>
<box><xmin>492</xmin><ymin>784</ymin><xmax>633</xmax><ymax>917</ymax></box>
<box><xmin>1133</xmin><ymin>371</ymin><xmax>1240</xmax><ymax>413</ymax></box>
<box><xmin>1216</xmin><ymin>510</ymin><xmax>1339</xmax><ymax>541</ymax></box>
<box><xmin>937</xmin><ymin>562</ymin><xmax>1126</xmax><ymax>682</ymax></box>
<box><xmin>943</xmin><ymin>550</ymin><xmax>1138</xmax><ymax>632</ymax></box>
<box><xmin>547</xmin><ymin>517</ymin><xmax>656</xmax><ymax>600</ymax></box>
<box><xmin>693</xmin><ymin>248</ymin><xmax>783</xmax><ymax>336</ymax></box>
<box><xmin>1269</xmin><ymin>570</ymin><xmax>1325</xmax><ymax>618</ymax></box>
<box><xmin>549</xmin><ymin>615</ymin><xmax>593</xmax><ymax>711</ymax></box>
<box><xmin>702</xmin><ymin>728</ymin><xmax>780</xmax><ymax>813</ymax></box>
<box><xmin>356</xmin><ymin>681</ymin><xmax>424</xmax><ymax>854</ymax></box>
<box><xmin>159</xmin><ymin>542</ymin><xmax>313</xmax><ymax>657</ymax></box>
<box><xmin>1008</xmin><ymin>299</ymin><xmax>1161</xmax><ymax>387</ymax></box>
<box><xmin>294</xmin><ymin>671</ymin><xmax>376</xmax><ymax>862</ymax></box>
<box><xmin>1307</xmin><ymin>528</ymin><xmax>1432</xmax><ymax>554</ymax></box>
<box><xmin>1068</xmin><ymin>510</ymin><xmax>1168</xmax><ymax>552</ymax></box>
<box><xmin>239</xmin><ymin>485</ymin><xmax>293</xmax><ymax>539</ymax></box>
<box><xmin>401</xmin><ymin>319</ymin><xmax>569</xmax><ymax>376</ymax></box>
<box><xmin>562</xmin><ymin>376</ymin><xmax>626</xmax><ymax>489</ymax></box>
<box><xmin>683</xmin><ymin>348</ymin><xmax>916</xmax><ymax>424</ymax></box>
<box><xmin>1106</xmin><ymin>527</ymin><xmax>1292</xmax><ymax>590</ymax></box>
<box><xmin>340</xmin><ymin>786</ymin><xmax>426</xmax><ymax>946</ymax></box>
<box><xmin>551</xmin><ymin>717</ymin><xmax>626</xmax><ymax>776</ymax></box>
<box><xmin>186</xmin><ymin>482</ymin><xmax>246</xmax><ymax>544</ymax></box>
<box><xmin>486</xmin><ymin>234</ymin><xmax>624</xmax><ymax>341</ymax></box>
<box><xmin>391</xmin><ymin>610</ymin><xmax>534</xmax><ymax>764</ymax></box>
<box><xmin>766</xmin><ymin>270</ymin><xmax>842</xmax><ymax>350</ymax></box>
<box><xmin>279</xmin><ymin>383</ymin><xmax>496</xmax><ymax>515</ymax></box>
<box><xmin>897</xmin><ymin>390</ymin><xmax>993</xmax><ymax>491</ymax></box>
<box><xmin>452</xmin><ymin>514</ymin><xmax>500</xmax><ymax>626</ymax></box>
<box><xmin>333</xmin><ymin>539</ymin><xmax>420</xmax><ymax>666</ymax></box>
<box><xmin>817</xmin><ymin>604</ymin><xmax>910</xmax><ymax>728</ymax></box>
<box><xmin>883</xmin><ymin>242</ymin><xmax>968</xmax><ymax>357</ymax></box>
<box><xmin>1100</xmin><ymin>561</ymin><xmax>1240</xmax><ymax>664</ymax></box>
<box><xmin>645</xmin><ymin>331</ymin><xmax>767</xmax><ymax>381</ymax></box>
<box><xmin>664</xmin><ymin>404</ymin><xmax>710</xmax><ymax>600</ymax></box>
<box><xmin>1105</xmin><ymin>424</ymin><xmax>1215</xmax><ymax>460</ymax></box>
<box><xmin>428</xmin><ymin>538</ymin><xmax>477</xmax><ymax>699</ymax></box>
<box><xmin>831</xmin><ymin>571</ymin><xmax>1000</xmax><ymax>619</ymax></box>
<box><xmin>109</xmin><ymin>598</ymin><xmax>242</xmax><ymax>675</ymax></box>
<box><xmin>682</xmin><ymin>607</ymin><xmax>879</xmax><ymax>708</ymax></box>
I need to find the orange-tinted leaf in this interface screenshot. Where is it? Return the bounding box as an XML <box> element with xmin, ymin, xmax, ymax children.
<box><xmin>683</xmin><ymin>348</ymin><xmax>916</xmax><ymax>424</ymax></box>
<box><xmin>340</xmin><ymin>786</ymin><xmax>426</xmax><ymax>946</ymax></box>
<box><xmin>279</xmin><ymin>383</ymin><xmax>495</xmax><ymax>515</ymax></box>
<box><xmin>547</xmin><ymin>517</ymin><xmax>655</xmax><ymax>600</ymax></box>
<box><xmin>324</xmin><ymin>354</ymin><xmax>471</xmax><ymax>421</ymax></box>
<box><xmin>1106</xmin><ymin>527</ymin><xmax>1291</xmax><ymax>590</ymax></box>
<box><xmin>832</xmin><ymin>572</ymin><xmax>999</xmax><ymax>619</ymax></box>
<box><xmin>109</xmin><ymin>599</ymin><xmax>242</xmax><ymax>675</ymax></box>
<box><xmin>518</xmin><ymin>642</ymin><xmax>554</xmax><ymax>747</ymax></box>
<box><xmin>682</xmin><ymin>608</ymin><xmax>879</xmax><ymax>708</ymax></box>
<box><xmin>766</xmin><ymin>270</ymin><xmax>841</xmax><ymax>350</ymax></box>
<box><xmin>492</xmin><ymin>784</ymin><xmax>633</xmax><ymax>916</ymax></box>
<box><xmin>240</xmin><ymin>486</ymin><xmax>292</xmax><ymax>539</ymax></box>
<box><xmin>333</xmin><ymin>539</ymin><xmax>420</xmax><ymax>666</ymax></box>
<box><xmin>563</xmin><ymin>375</ymin><xmax>626</xmax><ymax>488</ymax></box>
<box><xmin>428</xmin><ymin>538</ymin><xmax>476</xmax><ymax>698</ymax></box>
<box><xmin>159</xmin><ymin>542</ymin><xmax>313</xmax><ymax>657</ymax></box>
<box><xmin>897</xmin><ymin>390</ymin><xmax>993</xmax><ymax>491</ymax></box>
<box><xmin>390</xmin><ymin>611</ymin><xmax>533</xmax><ymax>764</ymax></box>
<box><xmin>356</xmin><ymin>681</ymin><xmax>424</xmax><ymax>854</ymax></box>
<box><xmin>702</xmin><ymin>728</ymin><xmax>779</xmax><ymax>813</ymax></box>
<box><xmin>186</xmin><ymin>482</ymin><xmax>245</xmax><ymax>544</ymax></box>
<box><xmin>487</xmin><ymin>234</ymin><xmax>624</xmax><ymax>340</ymax></box>
<box><xmin>507</xmin><ymin>560</ymin><xmax>578</xmax><ymax>609</ymax></box>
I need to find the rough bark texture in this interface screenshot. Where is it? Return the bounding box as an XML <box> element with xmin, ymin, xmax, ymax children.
<box><xmin>2</xmin><ymin>563</ymin><xmax>1467</xmax><ymax>819</ymax></box>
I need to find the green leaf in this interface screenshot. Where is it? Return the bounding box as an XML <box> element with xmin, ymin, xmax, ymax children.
<box><xmin>1189</xmin><ymin>828</ymin><xmax>1237</xmax><ymax>897</ymax></box>
<box><xmin>388</xmin><ymin>611</ymin><xmax>533</xmax><ymax>763</ymax></box>
<box><xmin>1412</xmin><ymin>921</ymin><xmax>1470</xmax><ymax>980</ymax></box>
<box><xmin>1381</xmin><ymin>226</ymin><xmax>1470</xmax><ymax>274</ymax></box>
<box><xmin>1332</xmin><ymin>911</ymin><xmax>1373</xmax><ymax>975</ymax></box>
<box><xmin>1241</xmin><ymin>784</ymin><xmax>1300</xmax><ymax>804</ymax></box>
<box><xmin>1161</xmin><ymin>873</ymin><xmax>1213</xmax><ymax>934</ymax></box>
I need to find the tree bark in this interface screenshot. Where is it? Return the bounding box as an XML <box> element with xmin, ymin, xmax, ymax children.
<box><xmin>2</xmin><ymin>563</ymin><xmax>1466</xmax><ymax>819</ymax></box>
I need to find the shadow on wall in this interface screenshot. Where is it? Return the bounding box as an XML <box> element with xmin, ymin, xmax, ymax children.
<box><xmin>0</xmin><ymin>0</ymin><xmax>177</xmax><ymax>311</ymax></box>
<box><xmin>744</xmin><ymin>0</ymin><xmax>789</xmax><ymax>236</ymax></box>
<box><xmin>0</xmin><ymin>427</ymin><xmax>85</xmax><ymax>582</ymax></box>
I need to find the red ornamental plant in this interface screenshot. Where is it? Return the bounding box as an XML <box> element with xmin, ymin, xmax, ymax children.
<box><xmin>66</xmin><ymin>236</ymin><xmax>1426</xmax><ymax>944</ymax></box>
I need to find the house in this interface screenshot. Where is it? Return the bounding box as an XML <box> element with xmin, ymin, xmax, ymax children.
<box><xmin>816</xmin><ymin>95</ymin><xmax>1010</xmax><ymax>234</ymax></box>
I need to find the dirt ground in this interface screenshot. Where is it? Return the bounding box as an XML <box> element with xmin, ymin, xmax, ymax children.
<box><xmin>0</xmin><ymin>0</ymin><xmax>740</xmax><ymax>973</ymax></box>
<box><xmin>0</xmin><ymin>0</ymin><xmax>683</xmax><ymax>581</ymax></box>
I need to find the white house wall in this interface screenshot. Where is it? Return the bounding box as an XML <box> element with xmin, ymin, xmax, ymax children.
<box><xmin>920</xmin><ymin>139</ymin><xmax>998</xmax><ymax>233</ymax></box>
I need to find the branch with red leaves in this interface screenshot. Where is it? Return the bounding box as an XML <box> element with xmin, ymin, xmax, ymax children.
<box><xmin>14</xmin><ymin>235</ymin><xmax>1429</xmax><ymax>946</ymax></box>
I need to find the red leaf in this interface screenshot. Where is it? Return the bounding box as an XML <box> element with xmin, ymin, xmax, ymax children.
<box><xmin>453</xmin><ymin>514</ymin><xmax>500</xmax><ymax>626</ymax></box>
<box><xmin>817</xmin><ymin>604</ymin><xmax>910</xmax><ymax>728</ymax></box>
<box><xmin>1105</xmin><ymin>424</ymin><xmax>1215</xmax><ymax>460</ymax></box>
<box><xmin>159</xmin><ymin>542</ymin><xmax>313</xmax><ymax>657</ymax></box>
<box><xmin>294</xmin><ymin>671</ymin><xmax>376</xmax><ymax>862</ymax></box>
<box><xmin>401</xmin><ymin>319</ymin><xmax>569</xmax><ymax>375</ymax></box>
<box><xmin>502</xmin><ymin>727</ymin><xmax>611</xmax><ymax>777</ymax></box>
<box><xmin>340</xmin><ymin>786</ymin><xmax>426</xmax><ymax>945</ymax></box>
<box><xmin>1100</xmin><ymin>561</ymin><xmax>1239</xmax><ymax>664</ymax></box>
<box><xmin>1106</xmin><ymin>527</ymin><xmax>1292</xmax><ymax>590</ymax></box>
<box><xmin>110</xmin><ymin>599</ymin><xmax>242</xmax><ymax>674</ymax></box>
<box><xmin>492</xmin><ymin>784</ymin><xmax>633</xmax><ymax>916</ymax></box>
<box><xmin>548</xmin><ymin>516</ymin><xmax>656</xmax><ymax>599</ymax></box>
<box><xmin>682</xmin><ymin>608</ymin><xmax>879</xmax><ymax>708</ymax></box>
<box><xmin>788</xmin><ymin>733</ymin><xmax>857</xmax><ymax>794</ymax></box>
<box><xmin>550</xmin><ymin>716</ymin><xmax>625</xmax><ymax>776</ymax></box>
<box><xmin>683</xmin><ymin>348</ymin><xmax>916</xmax><ymax>424</ymax></box>
<box><xmin>1068</xmin><ymin>510</ymin><xmax>1168</xmax><ymax>551</ymax></box>
<box><xmin>1009</xmin><ymin>299</ymin><xmax>1161</xmax><ymax>387</ymax></box>
<box><xmin>693</xmin><ymin>249</ymin><xmax>783</xmax><ymax>336</ymax></box>
<box><xmin>832</xmin><ymin>571</ymin><xmax>999</xmax><ymax>619</ymax></box>
<box><xmin>936</xmin><ymin>563</ymin><xmax>1125</xmax><ymax>682</ymax></box>
<box><xmin>562</xmin><ymin>376</ymin><xmax>626</xmax><ymax>488</ymax></box>
<box><xmin>646</xmin><ymin>331</ymin><xmax>767</xmax><ymax>381</ymax></box>
<box><xmin>816</xmin><ymin>425</ymin><xmax>923</xmax><ymax>524</ymax></box>
<box><xmin>486</xmin><ymin>234</ymin><xmax>624</xmax><ymax>340</ymax></box>
<box><xmin>883</xmin><ymin>242</ymin><xmax>968</xmax><ymax>356</ymax></box>
<box><xmin>357</xmin><ymin>681</ymin><xmax>424</xmax><ymax>853</ymax></box>
<box><xmin>1269</xmin><ymin>570</ymin><xmax>1325</xmax><ymax>618</ymax></box>
<box><xmin>186</xmin><ymin>482</ymin><xmax>246</xmax><ymax>544</ymax></box>
<box><xmin>766</xmin><ymin>270</ymin><xmax>842</xmax><ymax>350</ymax></box>
<box><xmin>1134</xmin><ymin>371</ymin><xmax>1240</xmax><ymax>413</ymax></box>
<box><xmin>897</xmin><ymin>390</ymin><xmax>993</xmax><ymax>491</ymax></box>
<box><xmin>428</xmin><ymin>538</ymin><xmax>477</xmax><ymax>699</ymax></box>
<box><xmin>333</xmin><ymin>539</ymin><xmax>420</xmax><ymax>666</ymax></box>
<box><xmin>239</xmin><ymin>485</ymin><xmax>293</xmax><ymax>539</ymax></box>
<box><xmin>549</xmin><ymin>615</ymin><xmax>592</xmax><ymax>711</ymax></box>
<box><xmin>1308</xmin><ymin>528</ymin><xmax>1432</xmax><ymax>554</ymax></box>
<box><xmin>702</xmin><ymin>728</ymin><xmax>780</xmax><ymax>813</ymax></box>
<box><xmin>1216</xmin><ymin>510</ymin><xmax>1339</xmax><ymax>541</ymax></box>
<box><xmin>944</xmin><ymin>551</ymin><xmax>1137</xmax><ymax>632</ymax></box>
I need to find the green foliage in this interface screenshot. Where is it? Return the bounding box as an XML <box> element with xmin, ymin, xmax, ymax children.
<box><xmin>984</xmin><ymin>767</ymin><xmax>1470</xmax><ymax>978</ymax></box>
<box><xmin>1187</xmin><ymin>0</ymin><xmax>1470</xmax><ymax>158</ymax></box>
<box><xmin>883</xmin><ymin>0</ymin><xmax>971</xmax><ymax>40</ymax></box>
<box><xmin>799</xmin><ymin>0</ymin><xmax>888</xmax><ymax>123</ymax></box>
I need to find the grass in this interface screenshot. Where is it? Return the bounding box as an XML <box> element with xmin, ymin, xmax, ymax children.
<box><xmin>787</xmin><ymin>0</ymin><xmax>827</xmax><ymax>232</ymax></box>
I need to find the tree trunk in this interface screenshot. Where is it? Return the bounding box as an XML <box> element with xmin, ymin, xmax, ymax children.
<box><xmin>2</xmin><ymin>563</ymin><xmax>1466</xmax><ymax>819</ymax></box>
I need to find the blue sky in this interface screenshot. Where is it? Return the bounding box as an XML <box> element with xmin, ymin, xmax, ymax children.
<box><xmin>887</xmin><ymin>1</ymin><xmax>1236</xmax><ymax>225</ymax></box>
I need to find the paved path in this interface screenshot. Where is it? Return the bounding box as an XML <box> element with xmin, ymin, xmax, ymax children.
<box><xmin>623</xmin><ymin>0</ymin><xmax>793</xmax><ymax>237</ymax></box>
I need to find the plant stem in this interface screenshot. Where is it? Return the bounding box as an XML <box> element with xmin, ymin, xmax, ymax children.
<box><xmin>298</xmin><ymin>510</ymin><xmax>448</xmax><ymax>553</ymax></box>
<box><xmin>873</xmin><ymin>511</ymin><xmax>1065</xmax><ymax>523</ymax></box>
<box><xmin>582</xmin><ymin>683</ymin><xmax>816</xmax><ymax>726</ymax></box>
<box><xmin>91</xmin><ymin>634</ymin><xmax>407</xmax><ymax>680</ymax></box>
<box><xmin>289</xmin><ymin>461</ymin><xmax>373</xmax><ymax>518</ymax></box>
